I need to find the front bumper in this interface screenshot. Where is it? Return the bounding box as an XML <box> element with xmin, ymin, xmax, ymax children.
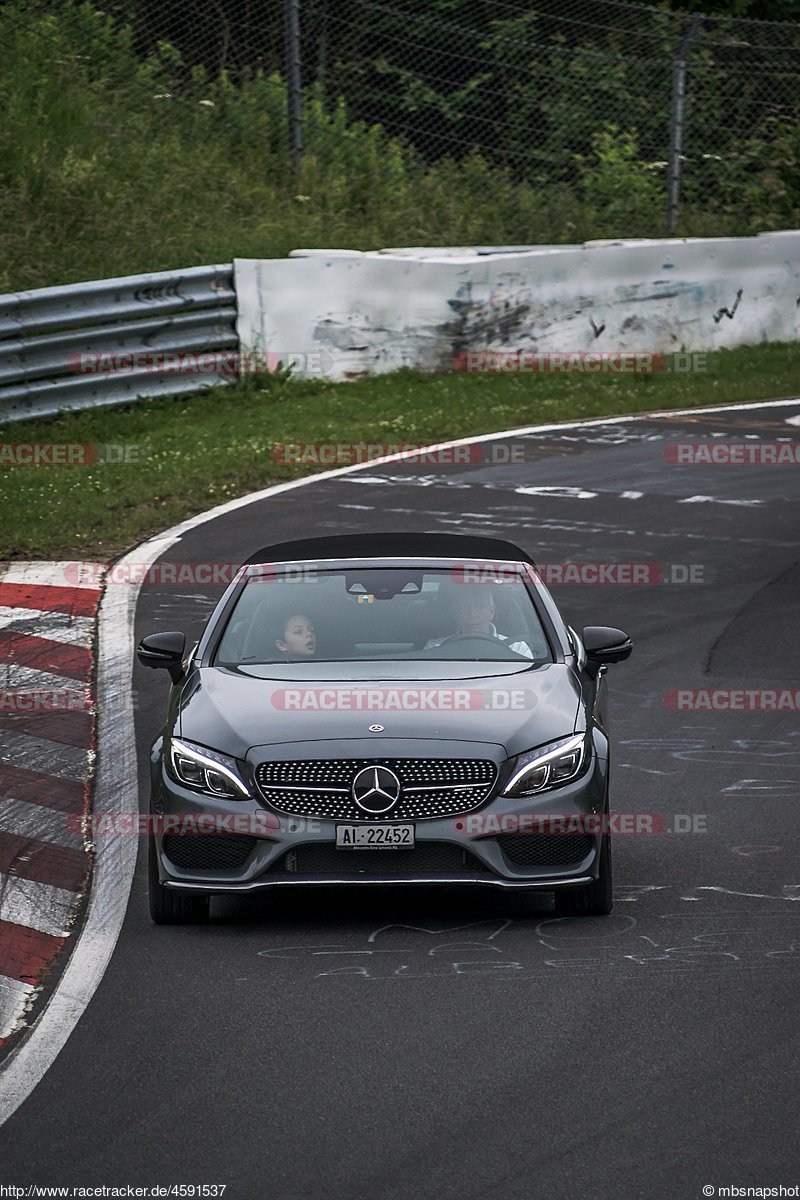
<box><xmin>150</xmin><ymin>738</ymin><xmax>609</xmax><ymax>895</ymax></box>
<box><xmin>164</xmin><ymin>874</ymin><xmax>597</xmax><ymax>892</ymax></box>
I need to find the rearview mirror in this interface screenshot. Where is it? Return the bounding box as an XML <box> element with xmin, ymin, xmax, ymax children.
<box><xmin>137</xmin><ymin>631</ymin><xmax>186</xmax><ymax>684</ymax></box>
<box><xmin>345</xmin><ymin>571</ymin><xmax>422</xmax><ymax>598</ymax></box>
<box><xmin>582</xmin><ymin>626</ymin><xmax>633</xmax><ymax>669</ymax></box>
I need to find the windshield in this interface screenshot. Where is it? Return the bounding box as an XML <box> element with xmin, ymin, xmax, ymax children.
<box><xmin>214</xmin><ymin>566</ymin><xmax>552</xmax><ymax>665</ymax></box>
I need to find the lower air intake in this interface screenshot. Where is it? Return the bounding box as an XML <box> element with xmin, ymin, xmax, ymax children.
<box><xmin>162</xmin><ymin>834</ymin><xmax>256</xmax><ymax>870</ymax></box>
<box><xmin>497</xmin><ymin>833</ymin><xmax>594</xmax><ymax>868</ymax></box>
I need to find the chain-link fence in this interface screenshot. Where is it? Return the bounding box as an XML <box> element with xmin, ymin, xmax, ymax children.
<box><xmin>305</xmin><ymin>0</ymin><xmax>800</xmax><ymax>237</ymax></box>
<box><xmin>96</xmin><ymin>0</ymin><xmax>800</xmax><ymax>238</ymax></box>
<box><xmin>1</xmin><ymin>0</ymin><xmax>800</xmax><ymax>290</ymax></box>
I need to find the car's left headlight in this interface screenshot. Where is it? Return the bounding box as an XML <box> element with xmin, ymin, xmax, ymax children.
<box><xmin>502</xmin><ymin>733</ymin><xmax>588</xmax><ymax>797</ymax></box>
<box><xmin>168</xmin><ymin>737</ymin><xmax>251</xmax><ymax>799</ymax></box>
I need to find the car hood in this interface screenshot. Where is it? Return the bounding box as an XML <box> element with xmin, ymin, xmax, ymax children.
<box><xmin>176</xmin><ymin>661</ymin><xmax>583</xmax><ymax>759</ymax></box>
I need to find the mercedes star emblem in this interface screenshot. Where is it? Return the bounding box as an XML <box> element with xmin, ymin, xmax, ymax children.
<box><xmin>351</xmin><ymin>765</ymin><xmax>402</xmax><ymax>814</ymax></box>
<box><xmin>368</xmin><ymin>724</ymin><xmax>384</xmax><ymax>732</ymax></box>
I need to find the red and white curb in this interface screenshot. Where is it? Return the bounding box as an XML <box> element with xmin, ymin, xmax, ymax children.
<box><xmin>0</xmin><ymin>562</ymin><xmax>105</xmax><ymax>1050</ymax></box>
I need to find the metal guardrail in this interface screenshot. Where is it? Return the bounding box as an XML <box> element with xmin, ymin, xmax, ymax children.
<box><xmin>0</xmin><ymin>264</ymin><xmax>238</xmax><ymax>425</ymax></box>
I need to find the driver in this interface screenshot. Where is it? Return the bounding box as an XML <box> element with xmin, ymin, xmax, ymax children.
<box><xmin>425</xmin><ymin>588</ymin><xmax>532</xmax><ymax>656</ymax></box>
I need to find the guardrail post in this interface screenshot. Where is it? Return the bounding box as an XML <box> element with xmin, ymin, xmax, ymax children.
<box><xmin>285</xmin><ymin>0</ymin><xmax>303</xmax><ymax>176</ymax></box>
<box><xmin>666</xmin><ymin>14</ymin><xmax>703</xmax><ymax>238</ymax></box>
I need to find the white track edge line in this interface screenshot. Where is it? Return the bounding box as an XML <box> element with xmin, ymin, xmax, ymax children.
<box><xmin>0</xmin><ymin>394</ymin><xmax>797</xmax><ymax>1124</ymax></box>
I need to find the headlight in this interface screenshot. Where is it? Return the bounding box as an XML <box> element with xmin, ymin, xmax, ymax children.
<box><xmin>168</xmin><ymin>737</ymin><xmax>251</xmax><ymax>799</ymax></box>
<box><xmin>503</xmin><ymin>733</ymin><xmax>587</xmax><ymax>797</ymax></box>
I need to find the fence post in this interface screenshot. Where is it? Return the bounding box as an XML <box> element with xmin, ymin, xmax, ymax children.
<box><xmin>666</xmin><ymin>13</ymin><xmax>703</xmax><ymax>237</ymax></box>
<box><xmin>285</xmin><ymin>0</ymin><xmax>303</xmax><ymax>175</ymax></box>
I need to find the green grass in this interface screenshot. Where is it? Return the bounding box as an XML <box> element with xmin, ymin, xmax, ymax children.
<box><xmin>1</xmin><ymin>343</ymin><xmax>798</xmax><ymax>561</ymax></box>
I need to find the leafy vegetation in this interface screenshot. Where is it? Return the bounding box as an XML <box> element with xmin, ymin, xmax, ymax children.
<box><xmin>1</xmin><ymin>0</ymin><xmax>799</xmax><ymax>293</ymax></box>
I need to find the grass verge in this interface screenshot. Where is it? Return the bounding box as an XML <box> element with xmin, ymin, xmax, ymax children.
<box><xmin>1</xmin><ymin>343</ymin><xmax>798</xmax><ymax>562</ymax></box>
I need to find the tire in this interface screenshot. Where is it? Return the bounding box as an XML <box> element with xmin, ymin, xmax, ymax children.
<box><xmin>148</xmin><ymin>833</ymin><xmax>210</xmax><ymax>925</ymax></box>
<box><xmin>554</xmin><ymin>833</ymin><xmax>613</xmax><ymax>917</ymax></box>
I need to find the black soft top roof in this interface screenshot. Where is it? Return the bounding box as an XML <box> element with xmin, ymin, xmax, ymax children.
<box><xmin>245</xmin><ymin>531</ymin><xmax>535</xmax><ymax>566</ymax></box>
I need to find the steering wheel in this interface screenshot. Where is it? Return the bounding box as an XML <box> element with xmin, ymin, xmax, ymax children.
<box><xmin>434</xmin><ymin>633</ymin><xmax>524</xmax><ymax>659</ymax></box>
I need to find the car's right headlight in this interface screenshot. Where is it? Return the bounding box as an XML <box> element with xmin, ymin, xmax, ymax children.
<box><xmin>168</xmin><ymin>737</ymin><xmax>251</xmax><ymax>799</ymax></box>
<box><xmin>502</xmin><ymin>733</ymin><xmax>587</xmax><ymax>797</ymax></box>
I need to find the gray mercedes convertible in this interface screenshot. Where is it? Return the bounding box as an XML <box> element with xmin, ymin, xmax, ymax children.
<box><xmin>137</xmin><ymin>532</ymin><xmax>632</xmax><ymax>923</ymax></box>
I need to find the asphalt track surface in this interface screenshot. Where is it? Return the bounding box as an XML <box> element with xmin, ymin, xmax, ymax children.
<box><xmin>2</xmin><ymin>400</ymin><xmax>800</xmax><ymax>1199</ymax></box>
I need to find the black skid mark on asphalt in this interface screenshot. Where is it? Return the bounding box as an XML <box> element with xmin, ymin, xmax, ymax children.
<box><xmin>589</xmin><ymin>315</ymin><xmax>606</xmax><ymax>338</ymax></box>
<box><xmin>713</xmin><ymin>289</ymin><xmax>743</xmax><ymax>323</ymax></box>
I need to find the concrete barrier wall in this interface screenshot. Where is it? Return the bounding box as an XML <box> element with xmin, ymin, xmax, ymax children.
<box><xmin>234</xmin><ymin>232</ymin><xmax>800</xmax><ymax>381</ymax></box>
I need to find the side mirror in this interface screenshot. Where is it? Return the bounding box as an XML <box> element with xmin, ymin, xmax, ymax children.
<box><xmin>582</xmin><ymin>626</ymin><xmax>633</xmax><ymax>669</ymax></box>
<box><xmin>137</xmin><ymin>631</ymin><xmax>187</xmax><ymax>684</ymax></box>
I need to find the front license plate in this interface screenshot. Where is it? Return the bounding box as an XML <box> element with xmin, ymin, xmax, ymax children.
<box><xmin>336</xmin><ymin>824</ymin><xmax>415</xmax><ymax>849</ymax></box>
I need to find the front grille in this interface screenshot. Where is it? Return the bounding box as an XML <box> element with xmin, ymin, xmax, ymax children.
<box><xmin>162</xmin><ymin>833</ymin><xmax>256</xmax><ymax>870</ymax></box>
<box><xmin>274</xmin><ymin>842</ymin><xmax>491</xmax><ymax>876</ymax></box>
<box><xmin>255</xmin><ymin>757</ymin><xmax>496</xmax><ymax>821</ymax></box>
<box><xmin>497</xmin><ymin>833</ymin><xmax>594</xmax><ymax>868</ymax></box>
